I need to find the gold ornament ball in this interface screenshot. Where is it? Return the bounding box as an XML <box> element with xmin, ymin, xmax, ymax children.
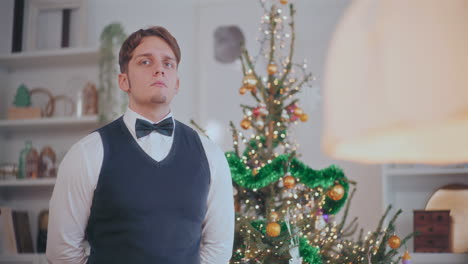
<box><xmin>388</xmin><ymin>235</ymin><xmax>401</xmax><ymax>249</ymax></box>
<box><xmin>266</xmin><ymin>222</ymin><xmax>281</xmax><ymax>237</ymax></box>
<box><xmin>267</xmin><ymin>64</ymin><xmax>278</xmax><ymax>75</ymax></box>
<box><xmin>299</xmin><ymin>113</ymin><xmax>309</xmax><ymax>122</ymax></box>
<box><xmin>243</xmin><ymin>74</ymin><xmax>258</xmax><ymax>90</ymax></box>
<box><xmin>283</xmin><ymin>175</ymin><xmax>295</xmax><ymax>189</ymax></box>
<box><xmin>402</xmin><ymin>250</ymin><xmax>412</xmax><ymax>260</ymax></box>
<box><xmin>293</xmin><ymin>107</ymin><xmax>304</xmax><ymax>116</ymax></box>
<box><xmin>280</xmin><ymin>0</ymin><xmax>288</xmax><ymax>5</ymax></box>
<box><xmin>240</xmin><ymin>119</ymin><xmax>251</xmax><ymax>130</ymax></box>
<box><xmin>239</xmin><ymin>86</ymin><xmax>247</xmax><ymax>95</ymax></box>
<box><xmin>327</xmin><ymin>184</ymin><xmax>345</xmax><ymax>201</ymax></box>
<box><xmin>252</xmin><ymin>168</ymin><xmax>259</xmax><ymax>176</ymax></box>
<box><xmin>269</xmin><ymin>211</ymin><xmax>280</xmax><ymax>222</ymax></box>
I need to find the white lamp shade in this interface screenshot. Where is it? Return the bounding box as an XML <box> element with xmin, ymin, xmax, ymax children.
<box><xmin>322</xmin><ymin>0</ymin><xmax>468</xmax><ymax>164</ymax></box>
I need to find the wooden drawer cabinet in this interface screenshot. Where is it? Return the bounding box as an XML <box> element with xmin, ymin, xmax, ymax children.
<box><xmin>413</xmin><ymin>210</ymin><xmax>451</xmax><ymax>252</ymax></box>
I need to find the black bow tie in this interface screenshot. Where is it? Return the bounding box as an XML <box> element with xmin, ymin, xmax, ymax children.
<box><xmin>135</xmin><ymin>117</ymin><xmax>174</xmax><ymax>138</ymax></box>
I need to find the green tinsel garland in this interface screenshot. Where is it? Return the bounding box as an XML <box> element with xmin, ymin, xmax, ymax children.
<box><xmin>299</xmin><ymin>237</ymin><xmax>323</xmax><ymax>264</ymax></box>
<box><xmin>226</xmin><ymin>152</ymin><xmax>349</xmax><ymax>214</ymax></box>
<box><xmin>249</xmin><ymin>220</ymin><xmax>323</xmax><ymax>264</ymax></box>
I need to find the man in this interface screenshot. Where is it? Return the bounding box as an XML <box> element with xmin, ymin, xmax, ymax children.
<box><xmin>46</xmin><ymin>26</ymin><xmax>234</xmax><ymax>264</ymax></box>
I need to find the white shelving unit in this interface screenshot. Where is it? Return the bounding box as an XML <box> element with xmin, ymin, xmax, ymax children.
<box><xmin>382</xmin><ymin>164</ymin><xmax>468</xmax><ymax>264</ymax></box>
<box><xmin>0</xmin><ymin>47</ymin><xmax>99</xmax><ymax>69</ymax></box>
<box><xmin>0</xmin><ymin>46</ymin><xmax>100</xmax><ymax>263</ymax></box>
<box><xmin>0</xmin><ymin>254</ymin><xmax>48</xmax><ymax>264</ymax></box>
<box><xmin>0</xmin><ymin>178</ymin><xmax>56</xmax><ymax>187</ymax></box>
<box><xmin>0</xmin><ymin>115</ymin><xmax>99</xmax><ymax>133</ymax></box>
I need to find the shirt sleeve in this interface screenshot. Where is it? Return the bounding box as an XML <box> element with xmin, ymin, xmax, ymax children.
<box><xmin>46</xmin><ymin>133</ymin><xmax>102</xmax><ymax>264</ymax></box>
<box><xmin>198</xmin><ymin>135</ymin><xmax>235</xmax><ymax>264</ymax></box>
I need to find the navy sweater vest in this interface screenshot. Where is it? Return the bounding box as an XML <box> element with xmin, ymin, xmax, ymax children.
<box><xmin>86</xmin><ymin>117</ymin><xmax>210</xmax><ymax>264</ymax></box>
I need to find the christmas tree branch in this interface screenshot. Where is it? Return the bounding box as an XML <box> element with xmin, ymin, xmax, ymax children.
<box><xmin>388</xmin><ymin>208</ymin><xmax>402</xmax><ymax>228</ymax></box>
<box><xmin>240</xmin><ymin>104</ymin><xmax>255</xmax><ymax>110</ymax></box>
<box><xmin>267</xmin><ymin>5</ymin><xmax>278</xmax><ymax>68</ymax></box>
<box><xmin>278</xmin><ymin>4</ymin><xmax>296</xmax><ymax>89</ymax></box>
<box><xmin>376</xmin><ymin>205</ymin><xmax>392</xmax><ymax>235</ymax></box>
<box><xmin>341</xmin><ymin>218</ymin><xmax>359</xmax><ymax>237</ymax></box>
<box><xmin>264</xmin><ymin>5</ymin><xmax>280</xmax><ymax>170</ymax></box>
<box><xmin>285</xmin><ymin>151</ymin><xmax>296</xmax><ymax>173</ymax></box>
<box><xmin>241</xmin><ymin>47</ymin><xmax>268</xmax><ymax>102</ymax></box>
<box><xmin>358</xmin><ymin>228</ymin><xmax>364</xmax><ymax>242</ymax></box>
<box><xmin>286</xmin><ymin>72</ymin><xmax>312</xmax><ymax>98</ymax></box>
<box><xmin>285</xmin><ymin>99</ymin><xmax>299</xmax><ymax>109</ymax></box>
<box><xmin>239</xmin><ymin>53</ymin><xmax>262</xmax><ymax>102</ymax></box>
<box><xmin>190</xmin><ymin>119</ymin><xmax>209</xmax><ymax>139</ymax></box>
<box><xmin>342</xmin><ymin>178</ymin><xmax>358</xmax><ymax>185</ymax></box>
<box><xmin>240</xmin><ymin>108</ymin><xmax>269</xmax><ymax>161</ymax></box>
<box><xmin>337</xmin><ymin>187</ymin><xmax>357</xmax><ymax>231</ymax></box>
<box><xmin>239</xmin><ymin>53</ymin><xmax>247</xmax><ymax>74</ymax></box>
<box><xmin>230</xmin><ymin>121</ymin><xmax>240</xmax><ymax>157</ymax></box>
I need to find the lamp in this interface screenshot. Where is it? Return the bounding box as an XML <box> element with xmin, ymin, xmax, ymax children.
<box><xmin>322</xmin><ymin>0</ymin><xmax>468</xmax><ymax>164</ymax></box>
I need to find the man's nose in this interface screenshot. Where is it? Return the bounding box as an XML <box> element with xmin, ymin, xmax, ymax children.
<box><xmin>153</xmin><ymin>62</ymin><xmax>165</xmax><ymax>76</ymax></box>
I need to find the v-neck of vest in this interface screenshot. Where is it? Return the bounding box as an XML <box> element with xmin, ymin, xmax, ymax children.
<box><xmin>118</xmin><ymin>117</ymin><xmax>177</xmax><ymax>167</ymax></box>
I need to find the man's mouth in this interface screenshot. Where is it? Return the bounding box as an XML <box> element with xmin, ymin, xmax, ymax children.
<box><xmin>151</xmin><ymin>81</ymin><xmax>166</xmax><ymax>87</ymax></box>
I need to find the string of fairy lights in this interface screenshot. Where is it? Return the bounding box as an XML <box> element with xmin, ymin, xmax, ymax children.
<box><xmin>228</xmin><ymin>0</ymin><xmax>412</xmax><ymax>263</ymax></box>
<box><xmin>235</xmin><ymin>0</ymin><xmax>316</xmax><ymax>179</ymax></box>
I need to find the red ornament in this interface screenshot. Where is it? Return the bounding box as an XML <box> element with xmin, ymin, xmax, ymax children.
<box><xmin>290</xmin><ymin>115</ymin><xmax>298</xmax><ymax>121</ymax></box>
<box><xmin>253</xmin><ymin>107</ymin><xmax>261</xmax><ymax>116</ymax></box>
<box><xmin>286</xmin><ymin>104</ymin><xmax>297</xmax><ymax>113</ymax></box>
<box><xmin>253</xmin><ymin>105</ymin><xmax>267</xmax><ymax>116</ymax></box>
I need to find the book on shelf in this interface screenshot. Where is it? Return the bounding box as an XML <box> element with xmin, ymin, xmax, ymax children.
<box><xmin>0</xmin><ymin>207</ymin><xmax>17</xmax><ymax>254</ymax></box>
<box><xmin>0</xmin><ymin>207</ymin><xmax>34</xmax><ymax>254</ymax></box>
<box><xmin>12</xmin><ymin>211</ymin><xmax>34</xmax><ymax>253</ymax></box>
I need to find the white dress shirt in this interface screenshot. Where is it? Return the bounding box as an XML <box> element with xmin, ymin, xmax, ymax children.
<box><xmin>46</xmin><ymin>108</ymin><xmax>234</xmax><ymax>264</ymax></box>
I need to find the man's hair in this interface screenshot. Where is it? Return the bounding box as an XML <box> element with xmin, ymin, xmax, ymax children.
<box><xmin>118</xmin><ymin>26</ymin><xmax>181</xmax><ymax>73</ymax></box>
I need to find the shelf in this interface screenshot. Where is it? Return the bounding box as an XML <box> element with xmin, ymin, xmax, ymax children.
<box><xmin>411</xmin><ymin>252</ymin><xmax>468</xmax><ymax>264</ymax></box>
<box><xmin>384</xmin><ymin>165</ymin><xmax>468</xmax><ymax>176</ymax></box>
<box><xmin>0</xmin><ymin>253</ymin><xmax>47</xmax><ymax>264</ymax></box>
<box><xmin>0</xmin><ymin>115</ymin><xmax>100</xmax><ymax>132</ymax></box>
<box><xmin>0</xmin><ymin>178</ymin><xmax>55</xmax><ymax>187</ymax></box>
<box><xmin>0</xmin><ymin>179</ymin><xmax>55</xmax><ymax>201</ymax></box>
<box><xmin>0</xmin><ymin>47</ymin><xmax>99</xmax><ymax>69</ymax></box>
<box><xmin>382</xmin><ymin>164</ymin><xmax>468</xmax><ymax>264</ymax></box>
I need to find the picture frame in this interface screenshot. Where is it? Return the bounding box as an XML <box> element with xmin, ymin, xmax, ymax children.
<box><xmin>25</xmin><ymin>0</ymin><xmax>88</xmax><ymax>51</ymax></box>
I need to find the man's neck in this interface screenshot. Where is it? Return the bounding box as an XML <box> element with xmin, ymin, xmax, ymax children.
<box><xmin>129</xmin><ymin>104</ymin><xmax>171</xmax><ymax>123</ymax></box>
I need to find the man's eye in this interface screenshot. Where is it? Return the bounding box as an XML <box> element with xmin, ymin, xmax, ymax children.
<box><xmin>140</xmin><ymin>59</ymin><xmax>151</xmax><ymax>65</ymax></box>
<box><xmin>165</xmin><ymin>62</ymin><xmax>174</xmax><ymax>68</ymax></box>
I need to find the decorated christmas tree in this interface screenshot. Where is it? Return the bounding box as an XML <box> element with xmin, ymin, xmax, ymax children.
<box><xmin>224</xmin><ymin>1</ymin><xmax>413</xmax><ymax>263</ymax></box>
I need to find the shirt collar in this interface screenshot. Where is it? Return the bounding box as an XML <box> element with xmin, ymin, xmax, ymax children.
<box><xmin>123</xmin><ymin>107</ymin><xmax>174</xmax><ymax>140</ymax></box>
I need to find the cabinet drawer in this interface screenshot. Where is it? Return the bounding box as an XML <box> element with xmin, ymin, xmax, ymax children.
<box><xmin>414</xmin><ymin>223</ymin><xmax>450</xmax><ymax>235</ymax></box>
<box><xmin>414</xmin><ymin>235</ymin><xmax>450</xmax><ymax>253</ymax></box>
<box><xmin>414</xmin><ymin>210</ymin><xmax>450</xmax><ymax>225</ymax></box>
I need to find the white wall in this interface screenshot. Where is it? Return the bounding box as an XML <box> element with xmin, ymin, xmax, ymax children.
<box><xmin>1</xmin><ymin>0</ymin><xmax>383</xmax><ymax>233</ymax></box>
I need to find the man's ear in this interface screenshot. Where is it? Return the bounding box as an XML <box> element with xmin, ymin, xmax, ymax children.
<box><xmin>118</xmin><ymin>73</ymin><xmax>130</xmax><ymax>92</ymax></box>
<box><xmin>175</xmin><ymin>77</ymin><xmax>180</xmax><ymax>94</ymax></box>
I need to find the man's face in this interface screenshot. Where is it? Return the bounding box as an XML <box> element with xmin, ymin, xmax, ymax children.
<box><xmin>119</xmin><ymin>36</ymin><xmax>179</xmax><ymax>109</ymax></box>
